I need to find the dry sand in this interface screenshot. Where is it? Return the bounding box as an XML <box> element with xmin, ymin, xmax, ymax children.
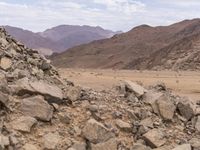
<box><xmin>59</xmin><ymin>68</ymin><xmax>200</xmax><ymax>101</ymax></box>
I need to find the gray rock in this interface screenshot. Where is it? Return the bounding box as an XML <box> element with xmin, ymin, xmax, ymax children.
<box><xmin>123</xmin><ymin>80</ymin><xmax>147</xmax><ymax>97</ymax></box>
<box><xmin>143</xmin><ymin>129</ymin><xmax>166</xmax><ymax>148</ymax></box>
<box><xmin>87</xmin><ymin>104</ymin><xmax>98</xmax><ymax>113</ymax></box>
<box><xmin>152</xmin><ymin>82</ymin><xmax>166</xmax><ymax>91</ymax></box>
<box><xmin>40</xmin><ymin>60</ymin><xmax>51</xmax><ymax>71</ymax></box>
<box><xmin>189</xmin><ymin>138</ymin><xmax>200</xmax><ymax>150</ymax></box>
<box><xmin>27</xmin><ymin>57</ymin><xmax>38</xmax><ymax>66</ymax></box>
<box><xmin>115</xmin><ymin>119</ymin><xmax>132</xmax><ymax>132</ymax></box>
<box><xmin>13</xmin><ymin>78</ymin><xmax>63</xmax><ymax>102</ymax></box>
<box><xmin>116</xmin><ymin>82</ymin><xmax>126</xmax><ymax>95</ymax></box>
<box><xmin>177</xmin><ymin>98</ymin><xmax>196</xmax><ymax>121</ymax></box>
<box><xmin>143</xmin><ymin>90</ymin><xmax>163</xmax><ymax>111</ymax></box>
<box><xmin>64</xmin><ymin>86</ymin><xmax>82</xmax><ymax>102</ymax></box>
<box><xmin>21</xmin><ymin>95</ymin><xmax>53</xmax><ymax>121</ymax></box>
<box><xmin>0</xmin><ymin>134</ymin><xmax>10</xmax><ymax>149</ymax></box>
<box><xmin>146</xmin><ymin>93</ymin><xmax>176</xmax><ymax>121</ymax></box>
<box><xmin>172</xmin><ymin>144</ymin><xmax>191</xmax><ymax>150</ymax></box>
<box><xmin>0</xmin><ymin>91</ymin><xmax>9</xmax><ymax>109</ymax></box>
<box><xmin>9</xmin><ymin>136</ymin><xmax>18</xmax><ymax>146</ymax></box>
<box><xmin>9</xmin><ymin>116</ymin><xmax>37</xmax><ymax>133</ymax></box>
<box><xmin>139</xmin><ymin>117</ymin><xmax>154</xmax><ymax>128</ymax></box>
<box><xmin>43</xmin><ymin>132</ymin><xmax>60</xmax><ymax>150</ymax></box>
<box><xmin>0</xmin><ymin>57</ymin><xmax>12</xmax><ymax>70</ymax></box>
<box><xmin>195</xmin><ymin>116</ymin><xmax>200</xmax><ymax>132</ymax></box>
<box><xmin>156</xmin><ymin>95</ymin><xmax>176</xmax><ymax>121</ymax></box>
<box><xmin>0</xmin><ymin>73</ymin><xmax>8</xmax><ymax>93</ymax></box>
<box><xmin>82</xmin><ymin>119</ymin><xmax>115</xmax><ymax>144</ymax></box>
<box><xmin>195</xmin><ymin>107</ymin><xmax>200</xmax><ymax>115</ymax></box>
<box><xmin>91</xmin><ymin>138</ymin><xmax>118</xmax><ymax>150</ymax></box>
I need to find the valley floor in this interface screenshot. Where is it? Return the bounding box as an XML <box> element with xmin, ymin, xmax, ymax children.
<box><xmin>59</xmin><ymin>68</ymin><xmax>200</xmax><ymax>102</ymax></box>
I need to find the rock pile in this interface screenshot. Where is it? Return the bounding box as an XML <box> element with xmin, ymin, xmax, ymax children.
<box><xmin>0</xmin><ymin>27</ymin><xmax>200</xmax><ymax>150</ymax></box>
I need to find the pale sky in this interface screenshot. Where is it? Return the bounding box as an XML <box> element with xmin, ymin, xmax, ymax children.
<box><xmin>1</xmin><ymin>0</ymin><xmax>200</xmax><ymax>32</ymax></box>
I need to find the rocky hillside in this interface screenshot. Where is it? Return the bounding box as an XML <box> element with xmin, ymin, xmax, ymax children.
<box><xmin>0</xmin><ymin>27</ymin><xmax>200</xmax><ymax>149</ymax></box>
<box><xmin>3</xmin><ymin>25</ymin><xmax>119</xmax><ymax>55</ymax></box>
<box><xmin>51</xmin><ymin>19</ymin><xmax>200</xmax><ymax>70</ymax></box>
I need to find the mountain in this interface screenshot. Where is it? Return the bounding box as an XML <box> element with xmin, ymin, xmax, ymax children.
<box><xmin>3</xmin><ymin>25</ymin><xmax>119</xmax><ymax>55</ymax></box>
<box><xmin>51</xmin><ymin>19</ymin><xmax>200</xmax><ymax>70</ymax></box>
<box><xmin>38</xmin><ymin>25</ymin><xmax>120</xmax><ymax>53</ymax></box>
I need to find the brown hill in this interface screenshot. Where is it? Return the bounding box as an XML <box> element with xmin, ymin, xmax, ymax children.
<box><xmin>51</xmin><ymin>19</ymin><xmax>200</xmax><ymax>70</ymax></box>
<box><xmin>3</xmin><ymin>25</ymin><xmax>119</xmax><ymax>55</ymax></box>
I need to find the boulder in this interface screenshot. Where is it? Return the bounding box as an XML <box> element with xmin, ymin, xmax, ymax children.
<box><xmin>147</xmin><ymin>94</ymin><xmax>176</xmax><ymax>121</ymax></box>
<box><xmin>177</xmin><ymin>98</ymin><xmax>196</xmax><ymax>121</ymax></box>
<box><xmin>195</xmin><ymin>116</ymin><xmax>200</xmax><ymax>132</ymax></box>
<box><xmin>91</xmin><ymin>138</ymin><xmax>118</xmax><ymax>150</ymax></box>
<box><xmin>143</xmin><ymin>90</ymin><xmax>163</xmax><ymax>114</ymax></box>
<box><xmin>152</xmin><ymin>82</ymin><xmax>167</xmax><ymax>91</ymax></box>
<box><xmin>13</xmin><ymin>78</ymin><xmax>63</xmax><ymax>102</ymax></box>
<box><xmin>0</xmin><ymin>57</ymin><xmax>12</xmax><ymax>70</ymax></box>
<box><xmin>172</xmin><ymin>144</ymin><xmax>191</xmax><ymax>150</ymax></box>
<box><xmin>0</xmin><ymin>134</ymin><xmax>10</xmax><ymax>149</ymax></box>
<box><xmin>195</xmin><ymin>107</ymin><xmax>200</xmax><ymax>115</ymax></box>
<box><xmin>189</xmin><ymin>138</ymin><xmax>200</xmax><ymax>150</ymax></box>
<box><xmin>123</xmin><ymin>80</ymin><xmax>147</xmax><ymax>97</ymax></box>
<box><xmin>40</xmin><ymin>60</ymin><xmax>52</xmax><ymax>71</ymax></box>
<box><xmin>156</xmin><ymin>95</ymin><xmax>176</xmax><ymax>121</ymax></box>
<box><xmin>82</xmin><ymin>119</ymin><xmax>115</xmax><ymax>144</ymax></box>
<box><xmin>143</xmin><ymin>90</ymin><xmax>163</xmax><ymax>105</ymax></box>
<box><xmin>0</xmin><ymin>91</ymin><xmax>9</xmax><ymax>109</ymax></box>
<box><xmin>29</xmin><ymin>80</ymin><xmax>63</xmax><ymax>102</ymax></box>
<box><xmin>23</xmin><ymin>143</ymin><xmax>38</xmax><ymax>150</ymax></box>
<box><xmin>43</xmin><ymin>132</ymin><xmax>60</xmax><ymax>150</ymax></box>
<box><xmin>139</xmin><ymin>117</ymin><xmax>154</xmax><ymax>128</ymax></box>
<box><xmin>9</xmin><ymin>116</ymin><xmax>37</xmax><ymax>132</ymax></box>
<box><xmin>143</xmin><ymin>129</ymin><xmax>166</xmax><ymax>148</ymax></box>
<box><xmin>20</xmin><ymin>95</ymin><xmax>53</xmax><ymax>121</ymax></box>
<box><xmin>64</xmin><ymin>86</ymin><xmax>82</xmax><ymax>102</ymax></box>
<box><xmin>115</xmin><ymin>119</ymin><xmax>132</xmax><ymax>132</ymax></box>
<box><xmin>0</xmin><ymin>73</ymin><xmax>7</xmax><ymax>92</ymax></box>
<box><xmin>9</xmin><ymin>136</ymin><xmax>18</xmax><ymax>146</ymax></box>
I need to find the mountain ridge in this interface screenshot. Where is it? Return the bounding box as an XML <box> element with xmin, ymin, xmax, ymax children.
<box><xmin>2</xmin><ymin>25</ymin><xmax>120</xmax><ymax>55</ymax></box>
<box><xmin>51</xmin><ymin>18</ymin><xmax>200</xmax><ymax>70</ymax></box>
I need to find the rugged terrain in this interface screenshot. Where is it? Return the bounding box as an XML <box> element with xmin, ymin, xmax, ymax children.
<box><xmin>3</xmin><ymin>25</ymin><xmax>119</xmax><ymax>55</ymax></box>
<box><xmin>51</xmin><ymin>19</ymin><xmax>200</xmax><ymax>70</ymax></box>
<box><xmin>0</xmin><ymin>27</ymin><xmax>200</xmax><ymax>150</ymax></box>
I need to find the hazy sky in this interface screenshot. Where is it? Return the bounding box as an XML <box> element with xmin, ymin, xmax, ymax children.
<box><xmin>1</xmin><ymin>0</ymin><xmax>200</xmax><ymax>32</ymax></box>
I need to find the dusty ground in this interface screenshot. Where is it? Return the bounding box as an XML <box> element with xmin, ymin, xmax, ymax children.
<box><xmin>59</xmin><ymin>68</ymin><xmax>200</xmax><ymax>101</ymax></box>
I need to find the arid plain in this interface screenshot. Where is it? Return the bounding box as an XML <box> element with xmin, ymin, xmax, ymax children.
<box><xmin>60</xmin><ymin>68</ymin><xmax>200</xmax><ymax>102</ymax></box>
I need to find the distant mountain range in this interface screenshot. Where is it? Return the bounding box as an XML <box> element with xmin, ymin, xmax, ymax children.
<box><xmin>3</xmin><ymin>25</ymin><xmax>120</xmax><ymax>55</ymax></box>
<box><xmin>51</xmin><ymin>19</ymin><xmax>200</xmax><ymax>71</ymax></box>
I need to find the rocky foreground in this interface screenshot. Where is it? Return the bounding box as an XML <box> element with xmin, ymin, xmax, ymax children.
<box><xmin>0</xmin><ymin>27</ymin><xmax>200</xmax><ymax>150</ymax></box>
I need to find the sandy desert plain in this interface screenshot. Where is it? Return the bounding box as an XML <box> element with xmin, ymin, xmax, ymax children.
<box><xmin>59</xmin><ymin>68</ymin><xmax>200</xmax><ymax>102</ymax></box>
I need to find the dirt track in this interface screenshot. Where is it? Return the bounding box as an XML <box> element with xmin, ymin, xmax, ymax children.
<box><xmin>59</xmin><ymin>68</ymin><xmax>200</xmax><ymax>101</ymax></box>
